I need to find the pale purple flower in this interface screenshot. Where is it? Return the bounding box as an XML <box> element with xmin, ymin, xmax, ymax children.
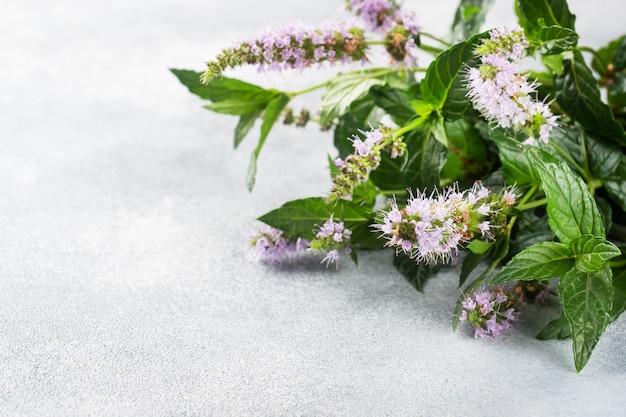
<box><xmin>328</xmin><ymin>125</ymin><xmax>404</xmax><ymax>202</ymax></box>
<box><xmin>373</xmin><ymin>182</ymin><xmax>515</xmax><ymax>265</ymax></box>
<box><xmin>202</xmin><ymin>21</ymin><xmax>369</xmax><ymax>83</ymax></box>
<box><xmin>459</xmin><ymin>287</ymin><xmax>518</xmax><ymax>338</ymax></box>
<box><xmin>348</xmin><ymin>0</ymin><xmax>419</xmax><ymax>35</ymax></box>
<box><xmin>309</xmin><ymin>218</ymin><xmax>353</xmax><ymax>269</ymax></box>
<box><xmin>250</xmin><ymin>225</ymin><xmax>309</xmax><ymax>263</ymax></box>
<box><xmin>466</xmin><ymin>25</ymin><xmax>558</xmax><ymax>144</ymax></box>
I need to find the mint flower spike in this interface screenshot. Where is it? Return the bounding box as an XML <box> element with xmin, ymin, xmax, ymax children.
<box><xmin>459</xmin><ymin>286</ymin><xmax>519</xmax><ymax>338</ymax></box>
<box><xmin>373</xmin><ymin>182</ymin><xmax>517</xmax><ymax>265</ymax></box>
<box><xmin>327</xmin><ymin>125</ymin><xmax>405</xmax><ymax>204</ymax></box>
<box><xmin>465</xmin><ymin>25</ymin><xmax>559</xmax><ymax>145</ymax></box>
<box><xmin>346</xmin><ymin>0</ymin><xmax>420</xmax><ymax>65</ymax></box>
<box><xmin>201</xmin><ymin>22</ymin><xmax>369</xmax><ymax>84</ymax></box>
<box><xmin>308</xmin><ymin>217</ymin><xmax>353</xmax><ymax>270</ymax></box>
<box><xmin>249</xmin><ymin>225</ymin><xmax>309</xmax><ymax>263</ymax></box>
<box><xmin>347</xmin><ymin>0</ymin><xmax>419</xmax><ymax>35</ymax></box>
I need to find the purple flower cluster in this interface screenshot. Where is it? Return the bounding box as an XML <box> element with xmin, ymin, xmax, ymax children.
<box><xmin>460</xmin><ymin>286</ymin><xmax>518</xmax><ymax>338</ymax></box>
<box><xmin>201</xmin><ymin>22</ymin><xmax>368</xmax><ymax>83</ymax></box>
<box><xmin>466</xmin><ymin>25</ymin><xmax>559</xmax><ymax>145</ymax></box>
<box><xmin>328</xmin><ymin>125</ymin><xmax>405</xmax><ymax>203</ymax></box>
<box><xmin>309</xmin><ymin>218</ymin><xmax>353</xmax><ymax>269</ymax></box>
<box><xmin>250</xmin><ymin>224</ymin><xmax>308</xmax><ymax>263</ymax></box>
<box><xmin>346</xmin><ymin>0</ymin><xmax>419</xmax><ymax>65</ymax></box>
<box><xmin>373</xmin><ymin>182</ymin><xmax>516</xmax><ymax>264</ymax></box>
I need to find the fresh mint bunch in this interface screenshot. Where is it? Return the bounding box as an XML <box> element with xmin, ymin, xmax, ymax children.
<box><xmin>173</xmin><ymin>0</ymin><xmax>626</xmax><ymax>372</ymax></box>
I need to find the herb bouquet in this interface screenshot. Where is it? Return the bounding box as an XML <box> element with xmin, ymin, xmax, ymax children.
<box><xmin>172</xmin><ymin>0</ymin><xmax>626</xmax><ymax>372</ymax></box>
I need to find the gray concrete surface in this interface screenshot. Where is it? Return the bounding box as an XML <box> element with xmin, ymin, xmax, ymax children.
<box><xmin>1</xmin><ymin>0</ymin><xmax>626</xmax><ymax>415</ymax></box>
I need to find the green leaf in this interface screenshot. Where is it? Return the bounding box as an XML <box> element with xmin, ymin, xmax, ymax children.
<box><xmin>611</xmin><ymin>268</ymin><xmax>626</xmax><ymax>322</ymax></box>
<box><xmin>401</xmin><ymin>124</ymin><xmax>448</xmax><ymax>190</ymax></box>
<box><xmin>511</xmin><ymin>213</ymin><xmax>555</xmax><ymax>256</ymax></box>
<box><xmin>559</xmin><ymin>264</ymin><xmax>613</xmax><ymax>372</ymax></box>
<box><xmin>536</xmin><ymin>314</ymin><xmax>571</xmax><ymax>340</ymax></box>
<box><xmin>234</xmin><ymin>111</ymin><xmax>260</xmax><ymax>148</ymax></box>
<box><xmin>517</xmin><ymin>0</ymin><xmax>576</xmax><ymax>35</ymax></box>
<box><xmin>570</xmin><ymin>235</ymin><xmax>621</xmax><ymax>273</ymax></box>
<box><xmin>467</xmin><ymin>239</ymin><xmax>493</xmax><ymax>255</ymax></box>
<box><xmin>459</xmin><ymin>251</ymin><xmax>484</xmax><ymax>287</ymax></box>
<box><xmin>613</xmin><ymin>35</ymin><xmax>626</xmax><ymax>72</ymax></box>
<box><xmin>369</xmin><ymin>154</ymin><xmax>406</xmax><ymax>191</ymax></box>
<box><xmin>421</xmin><ymin>32</ymin><xmax>486</xmax><ymax>118</ymax></box>
<box><xmin>170</xmin><ymin>69</ymin><xmax>277</xmax><ymax>104</ymax></box>
<box><xmin>603</xmin><ymin>154</ymin><xmax>626</xmax><ymax>212</ymax></box>
<box><xmin>526</xmin><ymin>148</ymin><xmax>605</xmax><ymax>244</ymax></box>
<box><xmin>488</xmin><ymin>128</ymin><xmax>538</xmax><ymax>186</ymax></box>
<box><xmin>319</xmin><ymin>70</ymin><xmax>389</xmax><ymax>124</ymax></box>
<box><xmin>451</xmin><ymin>0</ymin><xmax>494</xmax><ymax>40</ymax></box>
<box><xmin>394</xmin><ymin>253</ymin><xmax>441</xmax><ymax>293</ymax></box>
<box><xmin>550</xmin><ymin>124</ymin><xmax>622</xmax><ymax>180</ymax></box>
<box><xmin>203</xmin><ymin>97</ymin><xmax>271</xmax><ymax>115</ymax></box>
<box><xmin>369</xmin><ymin>85</ymin><xmax>417</xmax><ymax>125</ymax></box>
<box><xmin>535</xmin><ymin>25</ymin><xmax>579</xmax><ymax>54</ymax></box>
<box><xmin>333</xmin><ymin>96</ymin><xmax>376</xmax><ymax>158</ymax></box>
<box><xmin>257</xmin><ymin>197</ymin><xmax>375</xmax><ymax>246</ymax></box>
<box><xmin>246</xmin><ymin>93</ymin><xmax>291</xmax><ymax>191</ymax></box>
<box><xmin>441</xmin><ymin>119</ymin><xmax>489</xmax><ymax>182</ymax></box>
<box><xmin>555</xmin><ymin>51</ymin><xmax>626</xmax><ymax>143</ymax></box>
<box><xmin>490</xmin><ymin>241</ymin><xmax>573</xmax><ymax>284</ymax></box>
<box><xmin>591</xmin><ymin>35</ymin><xmax>625</xmax><ymax>75</ymax></box>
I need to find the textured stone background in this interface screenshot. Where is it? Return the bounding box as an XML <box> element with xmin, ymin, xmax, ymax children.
<box><xmin>1</xmin><ymin>0</ymin><xmax>626</xmax><ymax>415</ymax></box>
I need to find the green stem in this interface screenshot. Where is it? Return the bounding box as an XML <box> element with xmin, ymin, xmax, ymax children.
<box><xmin>418</xmin><ymin>43</ymin><xmax>444</xmax><ymax>55</ymax></box>
<box><xmin>549</xmin><ymin>139</ymin><xmax>592</xmax><ymax>183</ymax></box>
<box><xmin>514</xmin><ymin>185</ymin><xmax>542</xmax><ymax>212</ymax></box>
<box><xmin>287</xmin><ymin>80</ymin><xmax>329</xmax><ymax>98</ymax></box>
<box><xmin>609</xmin><ymin>259</ymin><xmax>626</xmax><ymax>268</ymax></box>
<box><xmin>420</xmin><ymin>32</ymin><xmax>452</xmax><ymax>47</ymax></box>
<box><xmin>378</xmin><ymin>189</ymin><xmax>409</xmax><ymax>196</ymax></box>
<box><xmin>517</xmin><ymin>198</ymin><xmax>547</xmax><ymax>211</ymax></box>
<box><xmin>287</xmin><ymin>67</ymin><xmax>397</xmax><ymax>97</ymax></box>
<box><xmin>575</xmin><ymin>45</ymin><xmax>608</xmax><ymax>72</ymax></box>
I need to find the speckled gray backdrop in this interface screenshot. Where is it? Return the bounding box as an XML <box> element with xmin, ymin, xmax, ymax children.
<box><xmin>1</xmin><ymin>0</ymin><xmax>626</xmax><ymax>416</ymax></box>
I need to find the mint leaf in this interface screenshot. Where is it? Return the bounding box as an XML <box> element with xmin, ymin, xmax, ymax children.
<box><xmin>369</xmin><ymin>85</ymin><xmax>417</xmax><ymax>125</ymax></box>
<box><xmin>467</xmin><ymin>239</ymin><xmax>493</xmax><ymax>255</ymax></box>
<box><xmin>401</xmin><ymin>124</ymin><xmax>448</xmax><ymax>191</ymax></box>
<box><xmin>441</xmin><ymin>119</ymin><xmax>489</xmax><ymax>181</ymax></box>
<box><xmin>234</xmin><ymin>111</ymin><xmax>261</xmax><ymax>148</ymax></box>
<box><xmin>611</xmin><ymin>268</ymin><xmax>626</xmax><ymax>322</ymax></box>
<box><xmin>591</xmin><ymin>35</ymin><xmax>625</xmax><ymax>75</ymax></box>
<box><xmin>559</xmin><ymin>264</ymin><xmax>613</xmax><ymax>372</ymax></box>
<box><xmin>488</xmin><ymin>128</ymin><xmax>538</xmax><ymax>186</ymax></box>
<box><xmin>451</xmin><ymin>0</ymin><xmax>494</xmax><ymax>41</ymax></box>
<box><xmin>257</xmin><ymin>197</ymin><xmax>374</xmax><ymax>244</ymax></box>
<box><xmin>204</xmin><ymin>96</ymin><xmax>272</xmax><ymax>115</ymax></box>
<box><xmin>550</xmin><ymin>124</ymin><xmax>622</xmax><ymax>179</ymax></box>
<box><xmin>555</xmin><ymin>51</ymin><xmax>626</xmax><ymax>143</ymax></box>
<box><xmin>490</xmin><ymin>241</ymin><xmax>573</xmax><ymax>284</ymax></box>
<box><xmin>393</xmin><ymin>253</ymin><xmax>440</xmax><ymax>293</ymax></box>
<box><xmin>526</xmin><ymin>148</ymin><xmax>605</xmax><ymax>244</ymax></box>
<box><xmin>604</xmin><ymin>154</ymin><xmax>626</xmax><ymax>212</ymax></box>
<box><xmin>171</xmin><ymin>69</ymin><xmax>277</xmax><ymax>104</ymax></box>
<box><xmin>369</xmin><ymin>154</ymin><xmax>406</xmax><ymax>192</ymax></box>
<box><xmin>570</xmin><ymin>235</ymin><xmax>621</xmax><ymax>273</ymax></box>
<box><xmin>421</xmin><ymin>32</ymin><xmax>486</xmax><ymax>119</ymax></box>
<box><xmin>319</xmin><ymin>70</ymin><xmax>389</xmax><ymax>124</ymax></box>
<box><xmin>333</xmin><ymin>96</ymin><xmax>376</xmax><ymax>158</ymax></box>
<box><xmin>536</xmin><ymin>314</ymin><xmax>570</xmax><ymax>340</ymax></box>
<box><xmin>535</xmin><ymin>25</ymin><xmax>578</xmax><ymax>54</ymax></box>
<box><xmin>517</xmin><ymin>0</ymin><xmax>576</xmax><ymax>35</ymax></box>
<box><xmin>246</xmin><ymin>93</ymin><xmax>290</xmax><ymax>191</ymax></box>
